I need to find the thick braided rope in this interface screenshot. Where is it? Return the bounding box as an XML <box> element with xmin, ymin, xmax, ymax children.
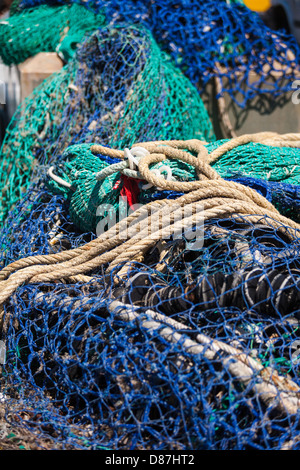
<box><xmin>107</xmin><ymin>200</ymin><xmax>300</xmax><ymax>273</ymax></box>
<box><xmin>0</xmin><ymin>199</ymin><xmax>168</xmax><ymax>280</ymax></box>
<box><xmin>19</xmin><ymin>197</ymin><xmax>296</xmax><ymax>282</ymax></box>
<box><xmin>1</xmin><ymin>138</ymin><xmax>281</xmax><ymax>280</ymax></box>
<box><xmin>0</xmin><ymin>192</ymin><xmax>285</xmax><ymax>301</ymax></box>
<box><xmin>0</xmin><ymin>180</ymin><xmax>286</xmax><ymax>303</ymax></box>
<box><xmin>0</xmin><ymin>180</ymin><xmax>288</xmax><ymax>281</ymax></box>
<box><xmin>1</xmin><ymin>135</ymin><xmax>300</xmax><ymax>306</ymax></box>
<box><xmin>91</xmin><ymin>132</ymin><xmax>300</xmax><ymax>161</ymax></box>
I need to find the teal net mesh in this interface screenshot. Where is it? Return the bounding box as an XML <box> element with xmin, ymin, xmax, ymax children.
<box><xmin>0</xmin><ymin>3</ymin><xmax>106</xmax><ymax>64</ymax></box>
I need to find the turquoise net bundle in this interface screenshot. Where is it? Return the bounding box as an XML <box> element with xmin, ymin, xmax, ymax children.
<box><xmin>0</xmin><ymin>24</ymin><xmax>214</xmax><ymax>227</ymax></box>
<box><xmin>0</xmin><ymin>3</ymin><xmax>106</xmax><ymax>65</ymax></box>
<box><xmin>44</xmin><ymin>135</ymin><xmax>300</xmax><ymax>235</ymax></box>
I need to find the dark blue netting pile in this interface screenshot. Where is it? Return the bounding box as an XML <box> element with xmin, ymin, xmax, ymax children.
<box><xmin>17</xmin><ymin>0</ymin><xmax>300</xmax><ymax>107</ymax></box>
<box><xmin>1</xmin><ymin>168</ymin><xmax>300</xmax><ymax>450</ymax></box>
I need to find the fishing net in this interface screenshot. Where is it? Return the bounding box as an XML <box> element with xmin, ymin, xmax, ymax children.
<box><xmin>1</xmin><ymin>137</ymin><xmax>300</xmax><ymax>450</ymax></box>
<box><xmin>211</xmin><ymin>141</ymin><xmax>300</xmax><ymax>186</ymax></box>
<box><xmin>0</xmin><ymin>3</ymin><xmax>106</xmax><ymax>65</ymax></box>
<box><xmin>0</xmin><ymin>24</ymin><xmax>214</xmax><ymax>227</ymax></box>
<box><xmin>16</xmin><ymin>0</ymin><xmax>300</xmax><ymax>107</ymax></box>
<box><xmin>44</xmin><ymin>134</ymin><xmax>300</xmax><ymax>235</ymax></box>
<box><xmin>2</xmin><ymin>0</ymin><xmax>300</xmax><ymax>452</ymax></box>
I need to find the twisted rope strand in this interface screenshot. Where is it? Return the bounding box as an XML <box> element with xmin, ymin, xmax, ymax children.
<box><xmin>0</xmin><ymin>193</ymin><xmax>297</xmax><ymax>305</ymax></box>
<box><xmin>0</xmin><ymin>199</ymin><xmax>169</xmax><ymax>281</ymax></box>
<box><xmin>0</xmin><ymin>180</ymin><xmax>286</xmax><ymax>282</ymax></box>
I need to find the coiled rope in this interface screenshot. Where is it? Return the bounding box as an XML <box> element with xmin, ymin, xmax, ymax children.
<box><xmin>1</xmin><ymin>133</ymin><xmax>300</xmax><ymax>307</ymax></box>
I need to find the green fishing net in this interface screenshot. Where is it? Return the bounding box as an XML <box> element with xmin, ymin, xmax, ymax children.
<box><xmin>210</xmin><ymin>140</ymin><xmax>300</xmax><ymax>184</ymax></box>
<box><xmin>0</xmin><ymin>24</ymin><xmax>215</xmax><ymax>226</ymax></box>
<box><xmin>0</xmin><ymin>2</ymin><xmax>106</xmax><ymax>64</ymax></box>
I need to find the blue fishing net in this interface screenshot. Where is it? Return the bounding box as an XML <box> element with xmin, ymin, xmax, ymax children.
<box><xmin>16</xmin><ymin>0</ymin><xmax>300</xmax><ymax>107</ymax></box>
<box><xmin>2</xmin><ymin>0</ymin><xmax>300</xmax><ymax>453</ymax></box>
<box><xmin>1</xmin><ymin>146</ymin><xmax>300</xmax><ymax>449</ymax></box>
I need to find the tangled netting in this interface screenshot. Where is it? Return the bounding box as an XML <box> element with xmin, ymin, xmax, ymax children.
<box><xmin>0</xmin><ymin>3</ymin><xmax>105</xmax><ymax>65</ymax></box>
<box><xmin>1</xmin><ymin>137</ymin><xmax>300</xmax><ymax>449</ymax></box>
<box><xmin>0</xmin><ymin>24</ymin><xmax>214</xmax><ymax>226</ymax></box>
<box><xmin>46</xmin><ymin>134</ymin><xmax>300</xmax><ymax>235</ymax></box>
<box><xmin>16</xmin><ymin>0</ymin><xmax>300</xmax><ymax>106</ymax></box>
<box><xmin>2</xmin><ymin>0</ymin><xmax>300</xmax><ymax>452</ymax></box>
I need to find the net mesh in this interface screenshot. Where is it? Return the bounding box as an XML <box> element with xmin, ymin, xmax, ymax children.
<box><xmin>15</xmin><ymin>0</ymin><xmax>300</xmax><ymax>107</ymax></box>
<box><xmin>0</xmin><ymin>24</ymin><xmax>214</xmax><ymax>226</ymax></box>
<box><xmin>1</xmin><ymin>178</ymin><xmax>300</xmax><ymax>450</ymax></box>
<box><xmin>211</xmin><ymin>141</ymin><xmax>300</xmax><ymax>186</ymax></box>
<box><xmin>0</xmin><ymin>3</ymin><xmax>106</xmax><ymax>65</ymax></box>
<box><xmin>1</xmin><ymin>139</ymin><xmax>300</xmax><ymax>450</ymax></box>
<box><xmin>2</xmin><ymin>0</ymin><xmax>300</xmax><ymax>453</ymax></box>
